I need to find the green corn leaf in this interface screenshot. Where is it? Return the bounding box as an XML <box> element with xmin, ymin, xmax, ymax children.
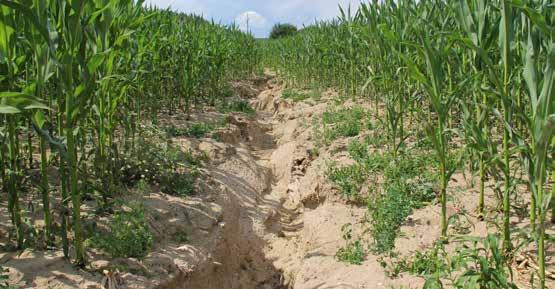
<box><xmin>0</xmin><ymin>105</ymin><xmax>21</xmax><ymax>114</ymax></box>
<box><xmin>0</xmin><ymin>0</ymin><xmax>49</xmax><ymax>43</ymax></box>
<box><xmin>0</xmin><ymin>92</ymin><xmax>49</xmax><ymax>113</ymax></box>
<box><xmin>87</xmin><ymin>52</ymin><xmax>107</xmax><ymax>73</ymax></box>
<box><xmin>33</xmin><ymin>110</ymin><xmax>46</xmax><ymax>129</ymax></box>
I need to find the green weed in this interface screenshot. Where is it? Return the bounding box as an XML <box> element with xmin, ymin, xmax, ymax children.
<box><xmin>370</xmin><ymin>182</ymin><xmax>415</xmax><ymax>253</ymax></box>
<box><xmin>327</xmin><ymin>163</ymin><xmax>367</xmax><ymax>199</ymax></box>
<box><xmin>308</xmin><ymin>147</ymin><xmax>320</xmax><ymax>158</ymax></box>
<box><xmin>173</xmin><ymin>231</ymin><xmax>190</xmax><ymax>244</ymax></box>
<box><xmin>409</xmin><ymin>242</ymin><xmax>449</xmax><ymax>277</ymax></box>
<box><xmin>115</xmin><ymin>138</ymin><xmax>201</xmax><ymax>197</ymax></box>
<box><xmin>217</xmin><ymin>99</ymin><xmax>256</xmax><ymax>116</ymax></box>
<box><xmin>318</xmin><ymin>106</ymin><xmax>369</xmax><ymax>144</ymax></box>
<box><xmin>93</xmin><ymin>202</ymin><xmax>153</xmax><ymax>259</ymax></box>
<box><xmin>368</xmin><ymin>152</ymin><xmax>437</xmax><ymax>253</ymax></box>
<box><xmin>134</xmin><ymin>180</ymin><xmax>152</xmax><ymax>195</ymax></box>
<box><xmin>165</xmin><ymin>122</ymin><xmax>218</xmax><ymax>138</ymax></box>
<box><xmin>327</xmin><ymin>138</ymin><xmax>390</xmax><ymax>199</ymax></box>
<box><xmin>160</xmin><ymin>168</ymin><xmax>199</xmax><ymax>197</ymax></box>
<box><xmin>185</xmin><ymin>122</ymin><xmax>215</xmax><ymax>138</ymax></box>
<box><xmin>387</xmin><ymin>235</ymin><xmax>518</xmax><ymax>289</ymax></box>
<box><xmin>282</xmin><ymin>88</ymin><xmax>321</xmax><ymax>102</ymax></box>
<box><xmin>347</xmin><ymin>139</ymin><xmax>369</xmax><ymax>163</ymax></box>
<box><xmin>336</xmin><ymin>224</ymin><xmax>364</xmax><ymax>265</ymax></box>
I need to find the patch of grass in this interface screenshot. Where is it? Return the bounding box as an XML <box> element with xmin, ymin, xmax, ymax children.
<box><xmin>164</xmin><ymin>125</ymin><xmax>186</xmax><ymax>137</ymax></box>
<box><xmin>384</xmin><ymin>151</ymin><xmax>437</xmax><ymax>181</ymax></box>
<box><xmin>387</xmin><ymin>235</ymin><xmax>518</xmax><ymax>289</ymax></box>
<box><xmin>93</xmin><ymin>202</ymin><xmax>153</xmax><ymax>259</ymax></box>
<box><xmin>408</xmin><ymin>242</ymin><xmax>448</xmax><ymax>276</ymax></box>
<box><xmin>347</xmin><ymin>138</ymin><xmax>369</xmax><ymax>163</ymax></box>
<box><xmin>327</xmin><ymin>138</ymin><xmax>437</xmax><ymax>253</ymax></box>
<box><xmin>316</xmin><ymin>106</ymin><xmax>369</xmax><ymax>145</ymax></box>
<box><xmin>134</xmin><ymin>179</ymin><xmax>152</xmax><ymax>195</ymax></box>
<box><xmin>383</xmin><ymin>241</ymin><xmax>448</xmax><ymax>278</ymax></box>
<box><xmin>337</xmin><ymin>241</ymin><xmax>364</xmax><ymax>265</ymax></box>
<box><xmin>327</xmin><ymin>138</ymin><xmax>390</xmax><ymax>199</ymax></box>
<box><xmin>165</xmin><ymin>122</ymin><xmax>217</xmax><ymax>138</ymax></box>
<box><xmin>217</xmin><ymin>98</ymin><xmax>256</xmax><ymax>116</ymax></box>
<box><xmin>329</xmin><ymin>138</ymin><xmax>437</xmax><ymax>253</ymax></box>
<box><xmin>173</xmin><ymin>231</ymin><xmax>190</xmax><ymax>243</ymax></box>
<box><xmin>365</xmin><ymin>130</ymin><xmax>387</xmax><ymax>147</ymax></box>
<box><xmin>369</xmin><ymin>154</ymin><xmax>437</xmax><ymax>253</ymax></box>
<box><xmin>115</xmin><ymin>137</ymin><xmax>201</xmax><ymax>197</ymax></box>
<box><xmin>327</xmin><ymin>163</ymin><xmax>368</xmax><ymax>199</ymax></box>
<box><xmin>327</xmin><ymin>140</ymin><xmax>390</xmax><ymax>201</ymax></box>
<box><xmin>282</xmin><ymin>88</ymin><xmax>321</xmax><ymax>102</ymax></box>
<box><xmin>336</xmin><ymin>224</ymin><xmax>364</xmax><ymax>265</ymax></box>
<box><xmin>369</xmin><ymin>182</ymin><xmax>417</xmax><ymax>253</ymax></box>
<box><xmin>159</xmin><ymin>147</ymin><xmax>201</xmax><ymax>197</ymax></box>
<box><xmin>160</xmin><ymin>168</ymin><xmax>199</xmax><ymax>197</ymax></box>
<box><xmin>185</xmin><ymin>122</ymin><xmax>214</xmax><ymax>138</ymax></box>
<box><xmin>322</xmin><ymin>106</ymin><xmax>366</xmax><ymax>125</ymax></box>
<box><xmin>322</xmin><ymin>110</ymin><xmax>439</xmax><ymax>254</ymax></box>
<box><xmin>308</xmin><ymin>147</ymin><xmax>319</xmax><ymax>158</ymax></box>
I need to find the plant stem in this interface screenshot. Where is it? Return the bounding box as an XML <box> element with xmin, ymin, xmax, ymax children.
<box><xmin>8</xmin><ymin>117</ymin><xmax>23</xmax><ymax>248</ymax></box>
<box><xmin>479</xmin><ymin>154</ymin><xmax>485</xmax><ymax>218</ymax></box>
<box><xmin>40</xmin><ymin>135</ymin><xmax>52</xmax><ymax>245</ymax></box>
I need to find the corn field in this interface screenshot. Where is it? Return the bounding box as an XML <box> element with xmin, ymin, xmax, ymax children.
<box><xmin>0</xmin><ymin>0</ymin><xmax>258</xmax><ymax>266</ymax></box>
<box><xmin>263</xmin><ymin>0</ymin><xmax>553</xmax><ymax>288</ymax></box>
<box><xmin>0</xmin><ymin>0</ymin><xmax>553</xmax><ymax>288</ymax></box>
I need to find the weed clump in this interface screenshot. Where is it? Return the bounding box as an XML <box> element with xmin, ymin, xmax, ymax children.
<box><xmin>315</xmin><ymin>106</ymin><xmax>369</xmax><ymax>145</ymax></box>
<box><xmin>93</xmin><ymin>202</ymin><xmax>153</xmax><ymax>259</ymax></box>
<box><xmin>216</xmin><ymin>98</ymin><xmax>256</xmax><ymax>116</ymax></box>
<box><xmin>369</xmin><ymin>153</ymin><xmax>437</xmax><ymax>253</ymax></box>
<box><xmin>165</xmin><ymin>122</ymin><xmax>215</xmax><ymax>138</ymax></box>
<box><xmin>282</xmin><ymin>88</ymin><xmax>322</xmax><ymax>102</ymax></box>
<box><xmin>327</xmin><ymin>134</ymin><xmax>438</xmax><ymax>253</ymax></box>
<box><xmin>336</xmin><ymin>224</ymin><xmax>364</xmax><ymax>265</ymax></box>
<box><xmin>114</xmin><ymin>130</ymin><xmax>201</xmax><ymax>197</ymax></box>
<box><xmin>386</xmin><ymin>235</ymin><xmax>518</xmax><ymax>289</ymax></box>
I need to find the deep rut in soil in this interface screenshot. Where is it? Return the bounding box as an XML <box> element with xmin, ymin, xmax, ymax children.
<box><xmin>166</xmin><ymin>74</ymin><xmax>424</xmax><ymax>289</ymax></box>
<box><xmin>168</xmin><ymin>77</ymin><xmax>293</xmax><ymax>289</ymax></box>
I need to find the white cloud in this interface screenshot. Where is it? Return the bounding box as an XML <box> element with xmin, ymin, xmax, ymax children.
<box><xmin>143</xmin><ymin>0</ymin><xmax>365</xmax><ymax>37</ymax></box>
<box><xmin>234</xmin><ymin>11</ymin><xmax>269</xmax><ymax>33</ymax></box>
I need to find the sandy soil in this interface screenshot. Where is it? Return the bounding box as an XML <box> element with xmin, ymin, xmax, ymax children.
<box><xmin>1</xmin><ymin>73</ymin><xmax>552</xmax><ymax>289</ymax></box>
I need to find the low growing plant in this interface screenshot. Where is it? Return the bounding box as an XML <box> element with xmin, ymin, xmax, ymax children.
<box><xmin>319</xmin><ymin>106</ymin><xmax>369</xmax><ymax>144</ymax></box>
<box><xmin>115</xmin><ymin>136</ymin><xmax>201</xmax><ymax>197</ymax></box>
<box><xmin>217</xmin><ymin>98</ymin><xmax>256</xmax><ymax>116</ymax></box>
<box><xmin>93</xmin><ymin>202</ymin><xmax>153</xmax><ymax>259</ymax></box>
<box><xmin>282</xmin><ymin>88</ymin><xmax>322</xmax><ymax>102</ymax></box>
<box><xmin>336</xmin><ymin>223</ymin><xmax>364</xmax><ymax>265</ymax></box>
<box><xmin>369</xmin><ymin>152</ymin><xmax>437</xmax><ymax>253</ymax></box>
<box><xmin>327</xmin><ymin>162</ymin><xmax>368</xmax><ymax>199</ymax></box>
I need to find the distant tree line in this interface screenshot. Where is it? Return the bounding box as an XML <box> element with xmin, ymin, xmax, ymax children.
<box><xmin>269</xmin><ymin>23</ymin><xmax>297</xmax><ymax>39</ymax></box>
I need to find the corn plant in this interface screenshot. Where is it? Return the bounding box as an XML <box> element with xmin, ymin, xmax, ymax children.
<box><xmin>454</xmin><ymin>0</ymin><xmax>499</xmax><ymax>218</ymax></box>
<box><xmin>510</xmin><ymin>1</ymin><xmax>553</xmax><ymax>287</ymax></box>
<box><xmin>399</xmin><ymin>31</ymin><xmax>464</xmax><ymax>240</ymax></box>
<box><xmin>263</xmin><ymin>2</ymin><xmax>553</xmax><ymax>286</ymax></box>
<box><xmin>0</xmin><ymin>0</ymin><xmax>259</xmax><ymax>267</ymax></box>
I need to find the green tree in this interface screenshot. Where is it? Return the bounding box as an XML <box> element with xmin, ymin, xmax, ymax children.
<box><xmin>269</xmin><ymin>23</ymin><xmax>297</xmax><ymax>39</ymax></box>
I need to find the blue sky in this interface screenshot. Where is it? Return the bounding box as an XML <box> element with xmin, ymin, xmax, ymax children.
<box><xmin>144</xmin><ymin>0</ymin><xmax>363</xmax><ymax>38</ymax></box>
